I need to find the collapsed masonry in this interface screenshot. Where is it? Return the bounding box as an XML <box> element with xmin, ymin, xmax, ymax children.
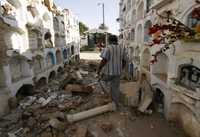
<box><xmin>0</xmin><ymin>60</ymin><xmax>115</xmax><ymax>137</ymax></box>
<box><xmin>0</xmin><ymin>60</ymin><xmax>190</xmax><ymax>137</ymax></box>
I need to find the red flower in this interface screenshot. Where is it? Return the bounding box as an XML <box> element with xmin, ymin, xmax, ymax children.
<box><xmin>149</xmin><ymin>25</ymin><xmax>160</xmax><ymax>35</ymax></box>
<box><xmin>150</xmin><ymin>59</ymin><xmax>157</xmax><ymax>64</ymax></box>
<box><xmin>153</xmin><ymin>39</ymin><xmax>161</xmax><ymax>44</ymax></box>
<box><xmin>191</xmin><ymin>8</ymin><xmax>200</xmax><ymax>19</ymax></box>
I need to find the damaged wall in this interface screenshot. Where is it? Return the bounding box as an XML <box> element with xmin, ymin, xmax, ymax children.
<box><xmin>119</xmin><ymin>0</ymin><xmax>200</xmax><ymax>136</ymax></box>
<box><xmin>0</xmin><ymin>0</ymin><xmax>80</xmax><ymax>116</ymax></box>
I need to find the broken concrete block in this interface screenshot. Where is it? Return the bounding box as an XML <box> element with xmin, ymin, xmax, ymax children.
<box><xmin>49</xmin><ymin>118</ymin><xmax>66</xmax><ymax>131</ymax></box>
<box><xmin>138</xmin><ymin>96</ymin><xmax>153</xmax><ymax>113</ymax></box>
<box><xmin>37</xmin><ymin>97</ymin><xmax>52</xmax><ymax>107</ymax></box>
<box><xmin>67</xmin><ymin>102</ymin><xmax>116</xmax><ymax>123</ymax></box>
<box><xmin>73</xmin><ymin>125</ymin><xmax>88</xmax><ymax>137</ymax></box>
<box><xmin>65</xmin><ymin>84</ymin><xmax>82</xmax><ymax>92</ymax></box>
<box><xmin>8</xmin><ymin>133</ymin><xmax>16</xmax><ymax>137</ymax></box>
<box><xmin>44</xmin><ymin>111</ymin><xmax>66</xmax><ymax>121</ymax></box>
<box><xmin>116</xmin><ymin>128</ymin><xmax>125</xmax><ymax>137</ymax></box>
<box><xmin>79</xmin><ymin>70</ymin><xmax>89</xmax><ymax>75</ymax></box>
<box><xmin>8</xmin><ymin>128</ymin><xmax>23</xmax><ymax>137</ymax></box>
<box><xmin>65</xmin><ymin>84</ymin><xmax>94</xmax><ymax>95</ymax></box>
<box><xmin>20</xmin><ymin>96</ymin><xmax>37</xmax><ymax>108</ymax></box>
<box><xmin>40</xmin><ymin>131</ymin><xmax>52</xmax><ymax>137</ymax></box>
<box><xmin>76</xmin><ymin>71</ymin><xmax>83</xmax><ymax>80</ymax></box>
<box><xmin>88</xmin><ymin>124</ymin><xmax>108</xmax><ymax>137</ymax></box>
<box><xmin>100</xmin><ymin>122</ymin><xmax>113</xmax><ymax>133</ymax></box>
<box><xmin>27</xmin><ymin>117</ymin><xmax>37</xmax><ymax>128</ymax></box>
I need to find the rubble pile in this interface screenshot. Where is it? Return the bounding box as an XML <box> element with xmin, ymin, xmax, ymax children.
<box><xmin>0</xmin><ymin>60</ymin><xmax>111</xmax><ymax>137</ymax></box>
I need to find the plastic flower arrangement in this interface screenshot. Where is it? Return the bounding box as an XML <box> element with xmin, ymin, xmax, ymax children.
<box><xmin>148</xmin><ymin>4</ymin><xmax>200</xmax><ymax>64</ymax></box>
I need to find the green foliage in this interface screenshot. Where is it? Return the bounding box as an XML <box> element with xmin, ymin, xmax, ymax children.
<box><xmin>79</xmin><ymin>21</ymin><xmax>89</xmax><ymax>36</ymax></box>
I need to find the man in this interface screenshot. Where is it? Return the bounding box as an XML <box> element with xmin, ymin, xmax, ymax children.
<box><xmin>97</xmin><ymin>35</ymin><xmax>127</xmax><ymax>107</ymax></box>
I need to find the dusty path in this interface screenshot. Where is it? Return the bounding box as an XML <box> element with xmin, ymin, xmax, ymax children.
<box><xmin>81</xmin><ymin>110</ymin><xmax>187</xmax><ymax>137</ymax></box>
<box><xmin>80</xmin><ymin>52</ymin><xmax>101</xmax><ymax>60</ymax></box>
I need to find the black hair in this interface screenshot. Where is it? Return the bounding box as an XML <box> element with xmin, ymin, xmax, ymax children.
<box><xmin>108</xmin><ymin>35</ymin><xmax>118</xmax><ymax>45</ymax></box>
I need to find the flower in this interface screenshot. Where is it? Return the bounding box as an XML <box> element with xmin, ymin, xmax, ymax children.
<box><xmin>153</xmin><ymin>39</ymin><xmax>161</xmax><ymax>44</ymax></box>
<box><xmin>153</xmin><ymin>31</ymin><xmax>161</xmax><ymax>38</ymax></box>
<box><xmin>148</xmin><ymin>25</ymin><xmax>160</xmax><ymax>35</ymax></box>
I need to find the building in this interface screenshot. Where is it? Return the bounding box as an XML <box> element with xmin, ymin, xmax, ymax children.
<box><xmin>0</xmin><ymin>0</ymin><xmax>80</xmax><ymax>115</ymax></box>
<box><xmin>119</xmin><ymin>0</ymin><xmax>200</xmax><ymax>137</ymax></box>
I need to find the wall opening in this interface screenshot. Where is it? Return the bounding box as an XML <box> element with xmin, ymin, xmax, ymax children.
<box><xmin>57</xmin><ymin>67</ymin><xmax>64</xmax><ymax>74</ymax></box>
<box><xmin>48</xmin><ymin>71</ymin><xmax>56</xmax><ymax>82</ymax></box>
<box><xmin>153</xmin><ymin>88</ymin><xmax>165</xmax><ymax>114</ymax></box>
<box><xmin>46</xmin><ymin>52</ymin><xmax>55</xmax><ymax>68</ymax></box>
<box><xmin>16</xmin><ymin>84</ymin><xmax>34</xmax><ymax>99</ymax></box>
<box><xmin>71</xmin><ymin>45</ymin><xmax>75</xmax><ymax>55</ymax></box>
<box><xmin>35</xmin><ymin>77</ymin><xmax>47</xmax><ymax>88</ymax></box>
<box><xmin>75</xmin><ymin>55</ymin><xmax>80</xmax><ymax>62</ymax></box>
<box><xmin>56</xmin><ymin>50</ymin><xmax>62</xmax><ymax>64</ymax></box>
<box><xmin>63</xmin><ymin>49</ymin><xmax>68</xmax><ymax>59</ymax></box>
<box><xmin>177</xmin><ymin>64</ymin><xmax>200</xmax><ymax>90</ymax></box>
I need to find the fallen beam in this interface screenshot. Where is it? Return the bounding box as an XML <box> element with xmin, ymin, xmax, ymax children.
<box><xmin>67</xmin><ymin>102</ymin><xmax>116</xmax><ymax>123</ymax></box>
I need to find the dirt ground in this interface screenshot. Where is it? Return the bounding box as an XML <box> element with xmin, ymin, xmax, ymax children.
<box><xmin>80</xmin><ymin>110</ymin><xmax>188</xmax><ymax>137</ymax></box>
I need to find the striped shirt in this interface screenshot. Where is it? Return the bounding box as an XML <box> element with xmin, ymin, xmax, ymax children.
<box><xmin>100</xmin><ymin>44</ymin><xmax>127</xmax><ymax>76</ymax></box>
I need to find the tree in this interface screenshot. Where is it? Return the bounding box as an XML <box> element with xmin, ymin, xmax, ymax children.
<box><xmin>79</xmin><ymin>21</ymin><xmax>89</xmax><ymax>36</ymax></box>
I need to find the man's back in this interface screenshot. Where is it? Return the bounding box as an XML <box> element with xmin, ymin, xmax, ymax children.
<box><xmin>101</xmin><ymin>44</ymin><xmax>125</xmax><ymax>76</ymax></box>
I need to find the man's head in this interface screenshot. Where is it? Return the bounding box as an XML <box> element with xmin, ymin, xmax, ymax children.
<box><xmin>108</xmin><ymin>35</ymin><xmax>118</xmax><ymax>45</ymax></box>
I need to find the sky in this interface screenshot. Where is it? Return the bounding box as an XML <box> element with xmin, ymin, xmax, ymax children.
<box><xmin>54</xmin><ymin>0</ymin><xmax>120</xmax><ymax>34</ymax></box>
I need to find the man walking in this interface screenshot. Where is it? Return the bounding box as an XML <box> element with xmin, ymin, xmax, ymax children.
<box><xmin>97</xmin><ymin>35</ymin><xmax>127</xmax><ymax>107</ymax></box>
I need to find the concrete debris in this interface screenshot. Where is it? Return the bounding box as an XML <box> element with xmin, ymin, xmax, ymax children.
<box><xmin>76</xmin><ymin>71</ymin><xmax>83</xmax><ymax>81</ymax></box>
<box><xmin>41</xmin><ymin>97</ymin><xmax>52</xmax><ymax>107</ymax></box>
<box><xmin>0</xmin><ymin>61</ymin><xmax>187</xmax><ymax>137</ymax></box>
<box><xmin>99</xmin><ymin>122</ymin><xmax>113</xmax><ymax>133</ymax></box>
<box><xmin>49</xmin><ymin>118</ymin><xmax>66</xmax><ymax>131</ymax></box>
<box><xmin>19</xmin><ymin>96</ymin><xmax>37</xmax><ymax>108</ymax></box>
<box><xmin>8</xmin><ymin>128</ymin><xmax>23</xmax><ymax>137</ymax></box>
<box><xmin>79</xmin><ymin>69</ymin><xmax>89</xmax><ymax>75</ymax></box>
<box><xmin>116</xmin><ymin>128</ymin><xmax>125</xmax><ymax>137</ymax></box>
<box><xmin>0</xmin><ymin>61</ymin><xmax>115</xmax><ymax>137</ymax></box>
<box><xmin>88</xmin><ymin>124</ymin><xmax>108</xmax><ymax>137</ymax></box>
<box><xmin>65</xmin><ymin>84</ymin><xmax>94</xmax><ymax>95</ymax></box>
<box><xmin>73</xmin><ymin>125</ymin><xmax>88</xmax><ymax>137</ymax></box>
<box><xmin>67</xmin><ymin>102</ymin><xmax>116</xmax><ymax>123</ymax></box>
